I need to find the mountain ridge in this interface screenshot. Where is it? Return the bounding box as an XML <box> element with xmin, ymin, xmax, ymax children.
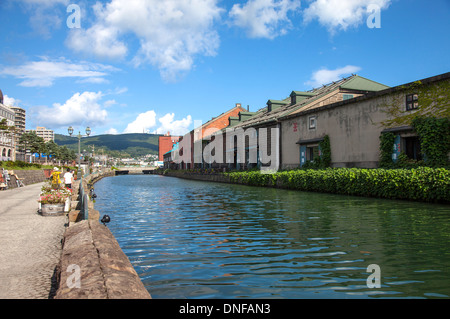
<box><xmin>55</xmin><ymin>133</ymin><xmax>160</xmax><ymax>158</ymax></box>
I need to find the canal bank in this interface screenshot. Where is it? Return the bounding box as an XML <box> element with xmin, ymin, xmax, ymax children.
<box><xmin>56</xmin><ymin>168</ymin><xmax>447</xmax><ymax>299</ymax></box>
<box><xmin>155</xmin><ymin>168</ymin><xmax>450</xmax><ymax>204</ymax></box>
<box><xmin>93</xmin><ymin>174</ymin><xmax>450</xmax><ymax>298</ymax></box>
<box><xmin>54</xmin><ymin>170</ymin><xmax>151</xmax><ymax>299</ymax></box>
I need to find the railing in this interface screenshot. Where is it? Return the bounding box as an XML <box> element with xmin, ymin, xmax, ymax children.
<box><xmin>79</xmin><ymin>177</ymin><xmax>90</xmax><ymax>220</ymax></box>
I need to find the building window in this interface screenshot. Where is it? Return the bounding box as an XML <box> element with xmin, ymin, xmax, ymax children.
<box><xmin>309</xmin><ymin>116</ymin><xmax>316</xmax><ymax>130</ymax></box>
<box><xmin>306</xmin><ymin>146</ymin><xmax>320</xmax><ymax>162</ymax></box>
<box><xmin>403</xmin><ymin>136</ymin><xmax>422</xmax><ymax>161</ymax></box>
<box><xmin>406</xmin><ymin>94</ymin><xmax>419</xmax><ymax>111</ymax></box>
<box><xmin>343</xmin><ymin>94</ymin><xmax>354</xmax><ymax>100</ymax></box>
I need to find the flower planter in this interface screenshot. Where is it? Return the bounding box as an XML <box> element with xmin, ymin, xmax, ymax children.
<box><xmin>41</xmin><ymin>203</ymin><xmax>65</xmax><ymax>216</ymax></box>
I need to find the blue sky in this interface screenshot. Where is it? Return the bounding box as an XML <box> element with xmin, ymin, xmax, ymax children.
<box><xmin>0</xmin><ymin>0</ymin><xmax>449</xmax><ymax>137</ymax></box>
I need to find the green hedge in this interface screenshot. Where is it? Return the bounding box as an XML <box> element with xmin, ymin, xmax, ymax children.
<box><xmin>1</xmin><ymin>161</ymin><xmax>43</xmax><ymax>170</ymax></box>
<box><xmin>225</xmin><ymin>167</ymin><xmax>450</xmax><ymax>203</ymax></box>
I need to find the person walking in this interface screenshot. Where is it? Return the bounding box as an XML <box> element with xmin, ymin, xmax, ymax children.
<box><xmin>63</xmin><ymin>168</ymin><xmax>74</xmax><ymax>189</ymax></box>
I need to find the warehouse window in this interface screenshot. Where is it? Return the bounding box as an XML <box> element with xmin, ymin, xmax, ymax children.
<box><xmin>309</xmin><ymin>116</ymin><xmax>316</xmax><ymax>130</ymax></box>
<box><xmin>406</xmin><ymin>94</ymin><xmax>419</xmax><ymax>111</ymax></box>
<box><xmin>306</xmin><ymin>146</ymin><xmax>320</xmax><ymax>162</ymax></box>
<box><xmin>403</xmin><ymin>136</ymin><xmax>422</xmax><ymax>161</ymax></box>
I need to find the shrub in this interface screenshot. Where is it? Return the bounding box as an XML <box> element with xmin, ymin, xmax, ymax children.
<box><xmin>224</xmin><ymin>167</ymin><xmax>450</xmax><ymax>203</ymax></box>
<box><xmin>379</xmin><ymin>132</ymin><xmax>395</xmax><ymax>168</ymax></box>
<box><xmin>1</xmin><ymin>160</ymin><xmax>42</xmax><ymax>170</ymax></box>
<box><xmin>412</xmin><ymin>117</ymin><xmax>450</xmax><ymax>167</ymax></box>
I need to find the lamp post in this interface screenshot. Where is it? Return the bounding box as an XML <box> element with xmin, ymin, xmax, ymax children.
<box><xmin>68</xmin><ymin>126</ymin><xmax>91</xmax><ymax>178</ymax></box>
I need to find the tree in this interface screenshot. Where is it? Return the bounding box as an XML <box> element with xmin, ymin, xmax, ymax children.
<box><xmin>0</xmin><ymin>118</ymin><xmax>9</xmax><ymax>131</ymax></box>
<box><xmin>18</xmin><ymin>131</ymin><xmax>46</xmax><ymax>161</ymax></box>
<box><xmin>59</xmin><ymin>146</ymin><xmax>76</xmax><ymax>164</ymax></box>
<box><xmin>46</xmin><ymin>140</ymin><xmax>61</xmax><ymax>161</ymax></box>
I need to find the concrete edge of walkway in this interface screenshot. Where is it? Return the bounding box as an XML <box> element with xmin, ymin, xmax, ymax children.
<box><xmin>54</xmin><ymin>219</ymin><xmax>151</xmax><ymax>299</ymax></box>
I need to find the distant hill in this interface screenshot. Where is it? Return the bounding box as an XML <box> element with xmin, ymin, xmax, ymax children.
<box><xmin>55</xmin><ymin>133</ymin><xmax>160</xmax><ymax>158</ymax></box>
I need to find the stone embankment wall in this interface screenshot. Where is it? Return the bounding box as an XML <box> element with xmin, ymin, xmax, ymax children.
<box><xmin>55</xmin><ymin>220</ymin><xmax>151</xmax><ymax>299</ymax></box>
<box><xmin>56</xmin><ymin>170</ymin><xmax>151</xmax><ymax>299</ymax></box>
<box><xmin>4</xmin><ymin>169</ymin><xmax>49</xmax><ymax>189</ymax></box>
<box><xmin>158</xmin><ymin>170</ymin><xmax>232</xmax><ymax>184</ymax></box>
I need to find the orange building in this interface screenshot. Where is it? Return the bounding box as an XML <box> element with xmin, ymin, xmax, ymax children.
<box><xmin>196</xmin><ymin>103</ymin><xmax>247</xmax><ymax>140</ymax></box>
<box><xmin>190</xmin><ymin>103</ymin><xmax>247</xmax><ymax>168</ymax></box>
<box><xmin>171</xmin><ymin>103</ymin><xmax>247</xmax><ymax>169</ymax></box>
<box><xmin>158</xmin><ymin>132</ymin><xmax>180</xmax><ymax>161</ymax></box>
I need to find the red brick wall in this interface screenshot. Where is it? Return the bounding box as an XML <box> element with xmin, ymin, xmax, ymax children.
<box><xmin>158</xmin><ymin>136</ymin><xmax>180</xmax><ymax>161</ymax></box>
<box><xmin>201</xmin><ymin>106</ymin><xmax>246</xmax><ymax>138</ymax></box>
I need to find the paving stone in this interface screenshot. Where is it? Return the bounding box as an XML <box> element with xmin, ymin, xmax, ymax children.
<box><xmin>0</xmin><ymin>183</ymin><xmax>66</xmax><ymax>299</ymax></box>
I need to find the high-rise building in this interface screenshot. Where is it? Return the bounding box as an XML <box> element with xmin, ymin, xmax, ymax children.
<box><xmin>11</xmin><ymin>107</ymin><xmax>26</xmax><ymax>133</ymax></box>
<box><xmin>27</xmin><ymin>126</ymin><xmax>55</xmax><ymax>142</ymax></box>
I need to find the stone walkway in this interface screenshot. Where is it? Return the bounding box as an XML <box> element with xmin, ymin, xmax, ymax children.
<box><xmin>0</xmin><ymin>182</ymin><xmax>67</xmax><ymax>299</ymax></box>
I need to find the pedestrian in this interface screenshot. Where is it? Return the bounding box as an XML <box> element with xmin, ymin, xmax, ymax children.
<box><xmin>51</xmin><ymin>167</ymin><xmax>61</xmax><ymax>189</ymax></box>
<box><xmin>63</xmin><ymin>168</ymin><xmax>74</xmax><ymax>189</ymax></box>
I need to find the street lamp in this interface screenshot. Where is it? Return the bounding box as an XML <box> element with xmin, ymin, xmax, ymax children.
<box><xmin>68</xmin><ymin>126</ymin><xmax>91</xmax><ymax>178</ymax></box>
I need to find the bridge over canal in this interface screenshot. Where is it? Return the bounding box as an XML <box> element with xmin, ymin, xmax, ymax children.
<box><xmin>114</xmin><ymin>167</ymin><xmax>157</xmax><ymax>175</ymax></box>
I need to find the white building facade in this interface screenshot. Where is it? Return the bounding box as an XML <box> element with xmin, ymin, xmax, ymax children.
<box><xmin>0</xmin><ymin>89</ymin><xmax>16</xmax><ymax>161</ymax></box>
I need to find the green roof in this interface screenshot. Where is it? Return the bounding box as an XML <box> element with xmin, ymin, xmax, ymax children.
<box><xmin>291</xmin><ymin>91</ymin><xmax>315</xmax><ymax>97</ymax></box>
<box><xmin>340</xmin><ymin>75</ymin><xmax>390</xmax><ymax>92</ymax></box>
<box><xmin>267</xmin><ymin>99</ymin><xmax>289</xmax><ymax>105</ymax></box>
<box><xmin>229</xmin><ymin>74</ymin><xmax>390</xmax><ymax>129</ymax></box>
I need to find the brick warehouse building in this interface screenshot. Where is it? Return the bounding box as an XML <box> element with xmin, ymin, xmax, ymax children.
<box><xmin>166</xmin><ymin>103</ymin><xmax>247</xmax><ymax>169</ymax></box>
<box><xmin>158</xmin><ymin>132</ymin><xmax>180</xmax><ymax>161</ymax></box>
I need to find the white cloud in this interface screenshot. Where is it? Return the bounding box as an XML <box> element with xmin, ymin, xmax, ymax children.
<box><xmin>303</xmin><ymin>0</ymin><xmax>391</xmax><ymax>33</ymax></box>
<box><xmin>104</xmin><ymin>128</ymin><xmax>119</xmax><ymax>135</ymax></box>
<box><xmin>1</xmin><ymin>58</ymin><xmax>117</xmax><ymax>87</ymax></box>
<box><xmin>154</xmin><ymin>113</ymin><xmax>192</xmax><ymax>136</ymax></box>
<box><xmin>306</xmin><ymin>65</ymin><xmax>361</xmax><ymax>87</ymax></box>
<box><xmin>229</xmin><ymin>0</ymin><xmax>301</xmax><ymax>39</ymax></box>
<box><xmin>77</xmin><ymin>77</ymin><xmax>110</xmax><ymax>85</ymax></box>
<box><xmin>103</xmin><ymin>99</ymin><xmax>117</xmax><ymax>108</ymax></box>
<box><xmin>2</xmin><ymin>95</ymin><xmax>21</xmax><ymax>107</ymax></box>
<box><xmin>123</xmin><ymin>111</ymin><xmax>192</xmax><ymax>136</ymax></box>
<box><xmin>32</xmin><ymin>91</ymin><xmax>108</xmax><ymax>128</ymax></box>
<box><xmin>67</xmin><ymin>25</ymin><xmax>128</xmax><ymax>61</ymax></box>
<box><xmin>123</xmin><ymin>111</ymin><xmax>157</xmax><ymax>134</ymax></box>
<box><xmin>66</xmin><ymin>0</ymin><xmax>223</xmax><ymax>82</ymax></box>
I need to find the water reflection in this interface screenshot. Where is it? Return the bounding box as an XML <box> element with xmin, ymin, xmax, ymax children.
<box><xmin>94</xmin><ymin>175</ymin><xmax>450</xmax><ymax>299</ymax></box>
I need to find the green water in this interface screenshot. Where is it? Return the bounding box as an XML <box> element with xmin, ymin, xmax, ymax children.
<box><xmin>94</xmin><ymin>174</ymin><xmax>450</xmax><ymax>299</ymax></box>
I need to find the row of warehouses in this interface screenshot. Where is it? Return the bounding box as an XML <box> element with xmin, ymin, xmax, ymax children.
<box><xmin>161</xmin><ymin>72</ymin><xmax>449</xmax><ymax>170</ymax></box>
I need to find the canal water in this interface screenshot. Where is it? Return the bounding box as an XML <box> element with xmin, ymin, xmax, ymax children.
<box><xmin>94</xmin><ymin>174</ymin><xmax>450</xmax><ymax>299</ymax></box>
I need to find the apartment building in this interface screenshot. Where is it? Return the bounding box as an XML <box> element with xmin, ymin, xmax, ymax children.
<box><xmin>27</xmin><ymin>126</ymin><xmax>55</xmax><ymax>142</ymax></box>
